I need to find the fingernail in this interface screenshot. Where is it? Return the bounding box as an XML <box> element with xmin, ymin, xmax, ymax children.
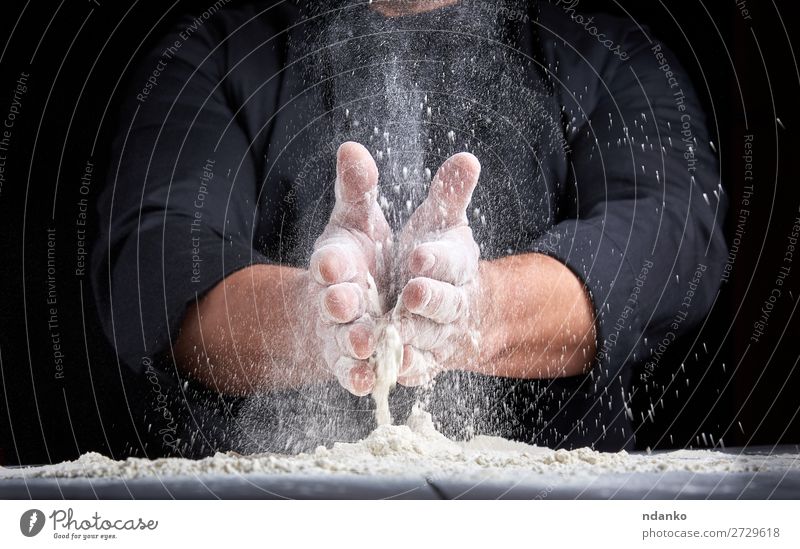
<box><xmin>419</xmin><ymin>251</ymin><xmax>436</xmax><ymax>273</ymax></box>
<box><xmin>404</xmin><ymin>281</ymin><xmax>430</xmax><ymax>312</ymax></box>
<box><xmin>351</xmin><ymin>368</ymin><xmax>374</xmax><ymax>395</ymax></box>
<box><xmin>350</xmin><ymin>329</ymin><xmax>374</xmax><ymax>358</ymax></box>
<box><xmin>413</xmin><ymin>250</ymin><xmax>436</xmax><ymax>274</ymax></box>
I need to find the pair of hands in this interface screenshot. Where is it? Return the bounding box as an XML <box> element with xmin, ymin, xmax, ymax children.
<box><xmin>306</xmin><ymin>142</ymin><xmax>482</xmax><ymax>396</ymax></box>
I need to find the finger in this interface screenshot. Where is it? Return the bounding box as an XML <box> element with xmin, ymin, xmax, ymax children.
<box><xmin>401</xmin><ymin>277</ymin><xmax>465</xmax><ymax>324</ymax></box>
<box><xmin>399</xmin><ymin>316</ymin><xmax>451</xmax><ymax>351</ymax></box>
<box><xmin>335</xmin><ymin>317</ymin><xmax>376</xmax><ymax>360</ymax></box>
<box><xmin>310</xmin><ymin>238</ymin><xmax>362</xmax><ymax>285</ymax></box>
<box><xmin>398</xmin><ymin>346</ymin><xmax>436</xmax><ymax>386</ymax></box>
<box><xmin>336</xmin><ymin>142</ymin><xmax>378</xmax><ymax>203</ymax></box>
<box><xmin>320</xmin><ymin>282</ymin><xmax>365</xmax><ymax>324</ymax></box>
<box><xmin>408</xmin><ymin>231</ymin><xmax>479</xmax><ymax>284</ymax></box>
<box><xmin>350</xmin><ymin>362</ymin><xmax>376</xmax><ymax>396</ymax></box>
<box><xmin>414</xmin><ymin>152</ymin><xmax>480</xmax><ymax>232</ymax></box>
<box><xmin>332</xmin><ymin>356</ymin><xmax>375</xmax><ymax>396</ymax></box>
<box><xmin>331</xmin><ymin>142</ymin><xmax>385</xmax><ymax>236</ymax></box>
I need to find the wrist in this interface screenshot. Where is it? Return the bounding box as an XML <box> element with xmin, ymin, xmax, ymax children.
<box><xmin>470</xmin><ymin>253</ymin><xmax>597</xmax><ymax>379</ymax></box>
<box><xmin>473</xmin><ymin>259</ymin><xmax>502</xmax><ymax>369</ymax></box>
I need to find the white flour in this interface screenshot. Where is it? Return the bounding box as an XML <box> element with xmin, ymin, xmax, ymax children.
<box><xmin>370</xmin><ymin>322</ymin><xmax>402</xmax><ymax>425</ymax></box>
<box><xmin>365</xmin><ymin>272</ymin><xmax>402</xmax><ymax>426</ymax></box>
<box><xmin>3</xmin><ymin>406</ymin><xmax>798</xmax><ymax>480</ymax></box>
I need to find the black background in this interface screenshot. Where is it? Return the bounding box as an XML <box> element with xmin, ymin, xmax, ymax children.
<box><xmin>1</xmin><ymin>0</ymin><xmax>798</xmax><ymax>465</ymax></box>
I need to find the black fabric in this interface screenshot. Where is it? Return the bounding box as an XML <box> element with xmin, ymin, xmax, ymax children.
<box><xmin>92</xmin><ymin>0</ymin><xmax>726</xmax><ymax>456</ymax></box>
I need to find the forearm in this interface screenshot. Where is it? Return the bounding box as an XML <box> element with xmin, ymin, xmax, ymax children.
<box><xmin>475</xmin><ymin>253</ymin><xmax>597</xmax><ymax>379</ymax></box>
<box><xmin>174</xmin><ymin>264</ymin><xmax>330</xmax><ymax>395</ymax></box>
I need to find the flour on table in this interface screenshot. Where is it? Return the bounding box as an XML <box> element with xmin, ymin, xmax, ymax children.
<box><xmin>3</xmin><ymin>405</ymin><xmax>798</xmax><ymax>480</ymax></box>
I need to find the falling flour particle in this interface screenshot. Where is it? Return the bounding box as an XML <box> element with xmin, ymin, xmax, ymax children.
<box><xmin>4</xmin><ymin>406</ymin><xmax>799</xmax><ymax>481</ymax></box>
<box><xmin>365</xmin><ymin>272</ymin><xmax>403</xmax><ymax>426</ymax></box>
<box><xmin>370</xmin><ymin>322</ymin><xmax>402</xmax><ymax>426</ymax></box>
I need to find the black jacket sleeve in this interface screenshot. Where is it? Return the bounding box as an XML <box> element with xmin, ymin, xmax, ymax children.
<box><xmin>532</xmin><ymin>17</ymin><xmax>727</xmax><ymax>395</ymax></box>
<box><xmin>92</xmin><ymin>12</ymin><xmax>279</xmax><ymax>370</ymax></box>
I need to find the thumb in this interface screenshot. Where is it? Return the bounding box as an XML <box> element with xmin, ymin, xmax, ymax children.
<box><xmin>414</xmin><ymin>152</ymin><xmax>480</xmax><ymax>233</ymax></box>
<box><xmin>330</xmin><ymin>142</ymin><xmax>381</xmax><ymax>234</ymax></box>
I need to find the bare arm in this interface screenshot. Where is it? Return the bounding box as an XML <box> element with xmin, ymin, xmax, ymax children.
<box><xmin>175</xmin><ymin>252</ymin><xmax>595</xmax><ymax>395</ymax></box>
<box><xmin>476</xmin><ymin>253</ymin><xmax>596</xmax><ymax>379</ymax></box>
<box><xmin>174</xmin><ymin>265</ymin><xmax>328</xmax><ymax>395</ymax></box>
<box><xmin>175</xmin><ymin>142</ymin><xmax>391</xmax><ymax>397</ymax></box>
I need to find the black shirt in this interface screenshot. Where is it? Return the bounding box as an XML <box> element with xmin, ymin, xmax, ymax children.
<box><xmin>92</xmin><ymin>0</ymin><xmax>726</xmax><ymax>456</ymax></box>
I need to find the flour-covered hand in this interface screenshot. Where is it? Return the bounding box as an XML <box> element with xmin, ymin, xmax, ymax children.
<box><xmin>304</xmin><ymin>142</ymin><xmax>392</xmax><ymax>396</ymax></box>
<box><xmin>394</xmin><ymin>152</ymin><xmax>482</xmax><ymax>386</ymax></box>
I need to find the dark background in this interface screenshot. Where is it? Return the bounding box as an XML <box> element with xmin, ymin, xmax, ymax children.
<box><xmin>1</xmin><ymin>0</ymin><xmax>798</xmax><ymax>465</ymax></box>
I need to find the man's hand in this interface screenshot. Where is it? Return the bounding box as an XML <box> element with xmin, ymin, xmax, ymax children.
<box><xmin>175</xmin><ymin>144</ymin><xmax>594</xmax><ymax>397</ymax></box>
<box><xmin>305</xmin><ymin>142</ymin><xmax>391</xmax><ymax>396</ymax></box>
<box><xmin>393</xmin><ymin>152</ymin><xmax>482</xmax><ymax>386</ymax></box>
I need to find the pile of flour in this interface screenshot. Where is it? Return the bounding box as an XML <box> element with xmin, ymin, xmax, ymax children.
<box><xmin>2</xmin><ymin>406</ymin><xmax>798</xmax><ymax>480</ymax></box>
